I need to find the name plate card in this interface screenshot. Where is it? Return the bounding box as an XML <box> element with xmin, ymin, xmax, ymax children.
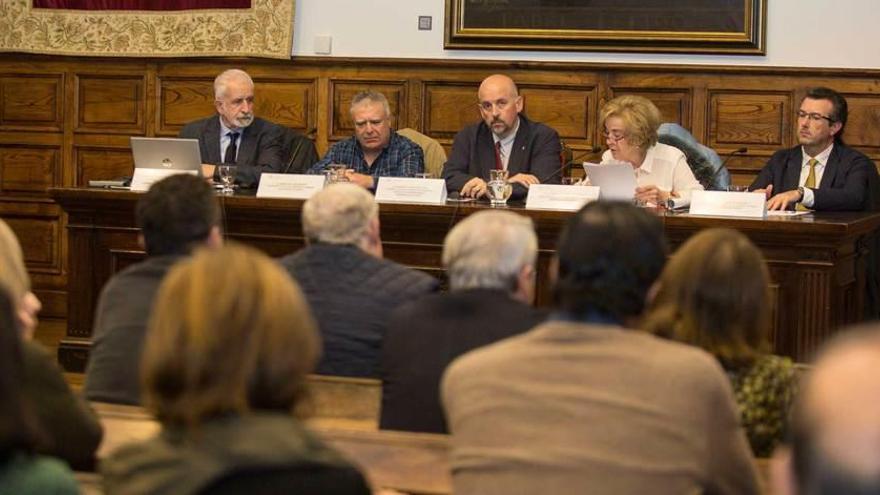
<box><xmin>375</xmin><ymin>177</ymin><xmax>447</xmax><ymax>205</ymax></box>
<box><xmin>257</xmin><ymin>173</ymin><xmax>325</xmax><ymax>199</ymax></box>
<box><xmin>526</xmin><ymin>184</ymin><xmax>600</xmax><ymax>211</ymax></box>
<box><xmin>689</xmin><ymin>190</ymin><xmax>766</xmax><ymax>218</ymax></box>
<box><xmin>130</xmin><ymin>168</ymin><xmax>198</xmax><ymax>192</ymax></box>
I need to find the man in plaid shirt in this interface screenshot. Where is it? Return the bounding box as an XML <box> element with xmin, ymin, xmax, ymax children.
<box><xmin>309</xmin><ymin>91</ymin><xmax>424</xmax><ymax>189</ymax></box>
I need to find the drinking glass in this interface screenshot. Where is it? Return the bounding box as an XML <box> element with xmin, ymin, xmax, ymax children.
<box><xmin>487</xmin><ymin>169</ymin><xmax>512</xmax><ymax>207</ymax></box>
<box><xmin>217</xmin><ymin>165</ymin><xmax>237</xmax><ymax>195</ymax></box>
<box><xmin>326</xmin><ymin>164</ymin><xmax>350</xmax><ymax>184</ymax></box>
<box><xmin>727</xmin><ymin>184</ymin><xmax>749</xmax><ymax>192</ymax></box>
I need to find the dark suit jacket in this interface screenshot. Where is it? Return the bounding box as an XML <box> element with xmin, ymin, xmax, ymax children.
<box><xmin>443</xmin><ymin>115</ymin><xmax>562</xmax><ymax>200</ymax></box>
<box><xmin>179</xmin><ymin>115</ymin><xmax>283</xmax><ymax>188</ymax></box>
<box><xmin>84</xmin><ymin>255</ymin><xmax>184</xmax><ymax>406</ymax></box>
<box><xmin>278</xmin><ymin>244</ymin><xmax>439</xmax><ymax>378</ymax></box>
<box><xmin>749</xmin><ymin>143</ymin><xmax>875</xmax><ymax>211</ymax></box>
<box><xmin>379</xmin><ymin>289</ymin><xmax>547</xmax><ymax>433</ymax></box>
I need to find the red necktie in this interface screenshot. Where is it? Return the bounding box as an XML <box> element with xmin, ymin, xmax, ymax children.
<box><xmin>494</xmin><ymin>141</ymin><xmax>503</xmax><ymax>170</ymax></box>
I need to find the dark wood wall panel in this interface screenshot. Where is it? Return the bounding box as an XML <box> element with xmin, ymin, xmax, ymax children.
<box><xmin>2</xmin><ymin>54</ymin><xmax>880</xmax><ymax>338</ymax></box>
<box><xmin>0</xmin><ymin>74</ymin><xmax>64</xmax><ymax>132</ymax></box>
<box><xmin>0</xmin><ymin>145</ymin><xmax>60</xmax><ymax>194</ymax></box>
<box><xmin>75</xmin><ymin>75</ymin><xmax>146</xmax><ymax>134</ymax></box>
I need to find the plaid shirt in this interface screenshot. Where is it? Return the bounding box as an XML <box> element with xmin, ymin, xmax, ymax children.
<box><xmin>309</xmin><ymin>131</ymin><xmax>424</xmax><ymax>179</ymax></box>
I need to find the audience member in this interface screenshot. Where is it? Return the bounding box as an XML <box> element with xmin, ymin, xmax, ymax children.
<box><xmin>443</xmin><ymin>74</ymin><xmax>561</xmax><ymax>200</ymax></box>
<box><xmin>279</xmin><ymin>183</ymin><xmax>438</xmax><ymax>377</ymax></box>
<box><xmin>644</xmin><ymin>228</ymin><xmax>797</xmax><ymax>457</ymax></box>
<box><xmin>0</xmin><ymin>219</ymin><xmax>102</xmax><ymax>471</ymax></box>
<box><xmin>750</xmin><ymin>87</ymin><xmax>875</xmax><ymax>211</ymax></box>
<box><xmin>0</xmin><ymin>289</ymin><xmax>79</xmax><ymax>494</ymax></box>
<box><xmin>598</xmin><ymin>95</ymin><xmax>703</xmax><ymax>205</ymax></box>
<box><xmin>102</xmin><ymin>243</ymin><xmax>371</xmax><ymax>495</ymax></box>
<box><xmin>442</xmin><ymin>202</ymin><xmax>759</xmax><ymax>494</ymax></box>
<box><xmin>772</xmin><ymin>326</ymin><xmax>880</xmax><ymax>495</ymax></box>
<box><xmin>179</xmin><ymin>68</ymin><xmax>287</xmax><ymax>187</ymax></box>
<box><xmin>85</xmin><ymin>174</ymin><xmax>222</xmax><ymax>405</ymax></box>
<box><xmin>309</xmin><ymin>91</ymin><xmax>424</xmax><ymax>188</ymax></box>
<box><xmin>380</xmin><ymin>210</ymin><xmax>546</xmax><ymax>433</ymax></box>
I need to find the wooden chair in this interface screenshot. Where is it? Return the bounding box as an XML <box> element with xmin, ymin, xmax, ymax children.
<box><xmin>397</xmin><ymin>128</ymin><xmax>447</xmax><ymax>178</ymax></box>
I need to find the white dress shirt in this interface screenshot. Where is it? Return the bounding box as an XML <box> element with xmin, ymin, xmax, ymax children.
<box><xmin>799</xmin><ymin>143</ymin><xmax>833</xmax><ymax>208</ymax></box>
<box><xmin>492</xmin><ymin>117</ymin><xmax>520</xmax><ymax>171</ymax></box>
<box><xmin>219</xmin><ymin>117</ymin><xmax>241</xmax><ymax>162</ymax></box>
<box><xmin>601</xmin><ymin>142</ymin><xmax>704</xmax><ymax>201</ymax></box>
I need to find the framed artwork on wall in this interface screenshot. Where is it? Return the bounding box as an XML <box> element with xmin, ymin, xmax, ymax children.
<box><xmin>445</xmin><ymin>0</ymin><xmax>766</xmax><ymax>55</ymax></box>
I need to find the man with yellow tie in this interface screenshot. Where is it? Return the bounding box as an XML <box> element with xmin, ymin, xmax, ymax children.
<box><xmin>750</xmin><ymin>87</ymin><xmax>875</xmax><ymax>211</ymax></box>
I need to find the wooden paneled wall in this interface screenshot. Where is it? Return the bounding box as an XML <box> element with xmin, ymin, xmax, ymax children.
<box><xmin>2</xmin><ymin>54</ymin><xmax>880</xmax><ymax>326</ymax></box>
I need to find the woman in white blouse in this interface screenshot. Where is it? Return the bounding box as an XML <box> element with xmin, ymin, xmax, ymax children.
<box><xmin>599</xmin><ymin>95</ymin><xmax>703</xmax><ymax>205</ymax></box>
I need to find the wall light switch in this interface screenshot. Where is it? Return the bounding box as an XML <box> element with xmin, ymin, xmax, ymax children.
<box><xmin>418</xmin><ymin>16</ymin><xmax>432</xmax><ymax>31</ymax></box>
<box><xmin>314</xmin><ymin>35</ymin><xmax>332</xmax><ymax>55</ymax></box>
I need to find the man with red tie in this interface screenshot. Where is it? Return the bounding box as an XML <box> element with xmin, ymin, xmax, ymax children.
<box><xmin>443</xmin><ymin>74</ymin><xmax>562</xmax><ymax>200</ymax></box>
<box><xmin>750</xmin><ymin>87</ymin><xmax>876</xmax><ymax>211</ymax></box>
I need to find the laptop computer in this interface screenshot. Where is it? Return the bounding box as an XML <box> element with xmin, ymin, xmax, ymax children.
<box><xmin>130</xmin><ymin>137</ymin><xmax>202</xmax><ymax>174</ymax></box>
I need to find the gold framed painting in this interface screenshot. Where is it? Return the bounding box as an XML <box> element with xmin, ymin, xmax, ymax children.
<box><xmin>445</xmin><ymin>0</ymin><xmax>766</xmax><ymax>55</ymax></box>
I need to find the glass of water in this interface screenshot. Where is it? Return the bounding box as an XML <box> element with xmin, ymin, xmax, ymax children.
<box><xmin>218</xmin><ymin>165</ymin><xmax>237</xmax><ymax>195</ymax></box>
<box><xmin>326</xmin><ymin>164</ymin><xmax>350</xmax><ymax>184</ymax></box>
<box><xmin>487</xmin><ymin>169</ymin><xmax>512</xmax><ymax>207</ymax></box>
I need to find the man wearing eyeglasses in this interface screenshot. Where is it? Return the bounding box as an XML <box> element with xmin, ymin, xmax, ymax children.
<box><xmin>443</xmin><ymin>74</ymin><xmax>562</xmax><ymax>200</ymax></box>
<box><xmin>179</xmin><ymin>69</ymin><xmax>288</xmax><ymax>188</ymax></box>
<box><xmin>750</xmin><ymin>87</ymin><xmax>875</xmax><ymax>211</ymax></box>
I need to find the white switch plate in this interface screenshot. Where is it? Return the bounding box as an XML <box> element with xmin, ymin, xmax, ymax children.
<box><xmin>314</xmin><ymin>35</ymin><xmax>332</xmax><ymax>55</ymax></box>
<box><xmin>418</xmin><ymin>16</ymin><xmax>432</xmax><ymax>30</ymax></box>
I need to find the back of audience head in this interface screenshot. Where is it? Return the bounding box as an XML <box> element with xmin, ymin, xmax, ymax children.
<box><xmin>0</xmin><ymin>288</ymin><xmax>44</xmax><ymax>460</ymax></box>
<box><xmin>0</xmin><ymin>219</ymin><xmax>41</xmax><ymax>339</ymax></box>
<box><xmin>141</xmin><ymin>243</ymin><xmax>319</xmax><ymax>429</ymax></box>
<box><xmin>775</xmin><ymin>325</ymin><xmax>880</xmax><ymax>495</ymax></box>
<box><xmin>553</xmin><ymin>201</ymin><xmax>667</xmax><ymax>324</ymax></box>
<box><xmin>644</xmin><ymin>228</ymin><xmax>771</xmax><ymax>368</ymax></box>
<box><xmin>301</xmin><ymin>183</ymin><xmax>382</xmax><ymax>257</ymax></box>
<box><xmin>136</xmin><ymin>174</ymin><xmax>222</xmax><ymax>257</ymax></box>
<box><xmin>443</xmin><ymin>210</ymin><xmax>537</xmax><ymax>303</ymax></box>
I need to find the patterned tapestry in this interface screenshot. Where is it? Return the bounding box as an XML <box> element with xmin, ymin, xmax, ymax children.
<box><xmin>0</xmin><ymin>0</ymin><xmax>294</xmax><ymax>59</ymax></box>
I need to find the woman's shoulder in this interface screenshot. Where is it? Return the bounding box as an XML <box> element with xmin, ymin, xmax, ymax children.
<box><xmin>0</xmin><ymin>454</ymin><xmax>79</xmax><ymax>494</ymax></box>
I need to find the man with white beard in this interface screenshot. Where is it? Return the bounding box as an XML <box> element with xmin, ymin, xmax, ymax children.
<box><xmin>179</xmin><ymin>68</ymin><xmax>284</xmax><ymax>188</ymax></box>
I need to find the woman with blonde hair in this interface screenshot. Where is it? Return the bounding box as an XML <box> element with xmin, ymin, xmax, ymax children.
<box><xmin>102</xmin><ymin>243</ymin><xmax>370</xmax><ymax>494</ymax></box>
<box><xmin>0</xmin><ymin>219</ymin><xmax>102</xmax><ymax>469</ymax></box>
<box><xmin>643</xmin><ymin>228</ymin><xmax>797</xmax><ymax>457</ymax></box>
<box><xmin>599</xmin><ymin>95</ymin><xmax>704</xmax><ymax>205</ymax></box>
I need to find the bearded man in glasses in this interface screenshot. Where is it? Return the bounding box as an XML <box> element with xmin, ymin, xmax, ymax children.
<box><xmin>750</xmin><ymin>87</ymin><xmax>876</xmax><ymax>211</ymax></box>
<box><xmin>443</xmin><ymin>74</ymin><xmax>562</xmax><ymax>200</ymax></box>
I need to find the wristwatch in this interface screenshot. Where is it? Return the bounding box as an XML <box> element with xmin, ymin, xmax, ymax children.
<box><xmin>797</xmin><ymin>186</ymin><xmax>805</xmax><ymax>202</ymax></box>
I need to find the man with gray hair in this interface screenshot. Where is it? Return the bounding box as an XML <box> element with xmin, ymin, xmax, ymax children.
<box><xmin>380</xmin><ymin>210</ymin><xmax>546</xmax><ymax>433</ymax></box>
<box><xmin>771</xmin><ymin>325</ymin><xmax>880</xmax><ymax>495</ymax></box>
<box><xmin>309</xmin><ymin>90</ymin><xmax>424</xmax><ymax>189</ymax></box>
<box><xmin>278</xmin><ymin>183</ymin><xmax>437</xmax><ymax>377</ymax></box>
<box><xmin>179</xmin><ymin>68</ymin><xmax>286</xmax><ymax>187</ymax></box>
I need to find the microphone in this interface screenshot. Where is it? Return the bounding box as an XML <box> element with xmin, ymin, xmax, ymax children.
<box><xmin>714</xmin><ymin>147</ymin><xmax>747</xmax><ymax>189</ymax></box>
<box><xmin>282</xmin><ymin>127</ymin><xmax>317</xmax><ymax>174</ymax></box>
<box><xmin>541</xmin><ymin>145</ymin><xmax>602</xmax><ymax>183</ymax></box>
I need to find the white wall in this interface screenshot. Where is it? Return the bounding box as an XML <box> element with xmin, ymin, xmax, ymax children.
<box><xmin>292</xmin><ymin>0</ymin><xmax>880</xmax><ymax>69</ymax></box>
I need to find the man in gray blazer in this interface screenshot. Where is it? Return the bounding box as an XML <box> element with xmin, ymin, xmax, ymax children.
<box><xmin>179</xmin><ymin>69</ymin><xmax>284</xmax><ymax>188</ymax></box>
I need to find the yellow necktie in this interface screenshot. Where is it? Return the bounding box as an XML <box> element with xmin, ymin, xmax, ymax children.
<box><xmin>796</xmin><ymin>158</ymin><xmax>818</xmax><ymax>211</ymax></box>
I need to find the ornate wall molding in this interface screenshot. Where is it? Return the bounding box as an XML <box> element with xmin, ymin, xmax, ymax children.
<box><xmin>0</xmin><ymin>0</ymin><xmax>294</xmax><ymax>59</ymax></box>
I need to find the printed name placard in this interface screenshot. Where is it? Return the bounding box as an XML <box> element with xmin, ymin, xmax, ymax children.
<box><xmin>689</xmin><ymin>190</ymin><xmax>766</xmax><ymax>218</ymax></box>
<box><xmin>257</xmin><ymin>174</ymin><xmax>325</xmax><ymax>199</ymax></box>
<box><xmin>130</xmin><ymin>168</ymin><xmax>198</xmax><ymax>192</ymax></box>
<box><xmin>526</xmin><ymin>184</ymin><xmax>600</xmax><ymax>211</ymax></box>
<box><xmin>375</xmin><ymin>177</ymin><xmax>447</xmax><ymax>205</ymax></box>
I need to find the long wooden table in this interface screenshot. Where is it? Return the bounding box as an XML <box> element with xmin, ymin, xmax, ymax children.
<box><xmin>51</xmin><ymin>187</ymin><xmax>880</xmax><ymax>369</ymax></box>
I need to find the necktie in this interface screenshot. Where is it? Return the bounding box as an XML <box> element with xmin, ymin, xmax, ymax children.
<box><xmin>224</xmin><ymin>132</ymin><xmax>239</xmax><ymax>164</ymax></box>
<box><xmin>796</xmin><ymin>158</ymin><xmax>818</xmax><ymax>211</ymax></box>
<box><xmin>494</xmin><ymin>141</ymin><xmax>503</xmax><ymax>170</ymax></box>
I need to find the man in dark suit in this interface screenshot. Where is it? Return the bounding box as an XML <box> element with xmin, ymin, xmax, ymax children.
<box><xmin>179</xmin><ymin>69</ymin><xmax>284</xmax><ymax>188</ymax></box>
<box><xmin>380</xmin><ymin>210</ymin><xmax>546</xmax><ymax>433</ymax></box>
<box><xmin>750</xmin><ymin>87</ymin><xmax>875</xmax><ymax>211</ymax></box>
<box><xmin>443</xmin><ymin>74</ymin><xmax>562</xmax><ymax>200</ymax></box>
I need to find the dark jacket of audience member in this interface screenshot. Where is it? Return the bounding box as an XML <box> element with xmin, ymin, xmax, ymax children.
<box><xmin>84</xmin><ymin>174</ymin><xmax>221</xmax><ymax>405</ymax></box>
<box><xmin>644</xmin><ymin>228</ymin><xmax>797</xmax><ymax>458</ymax></box>
<box><xmin>0</xmin><ymin>290</ymin><xmax>80</xmax><ymax>494</ymax></box>
<box><xmin>102</xmin><ymin>244</ymin><xmax>370</xmax><ymax>495</ymax></box>
<box><xmin>380</xmin><ymin>210</ymin><xmax>546</xmax><ymax>433</ymax></box>
<box><xmin>278</xmin><ymin>183</ymin><xmax>438</xmax><ymax>378</ymax></box>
